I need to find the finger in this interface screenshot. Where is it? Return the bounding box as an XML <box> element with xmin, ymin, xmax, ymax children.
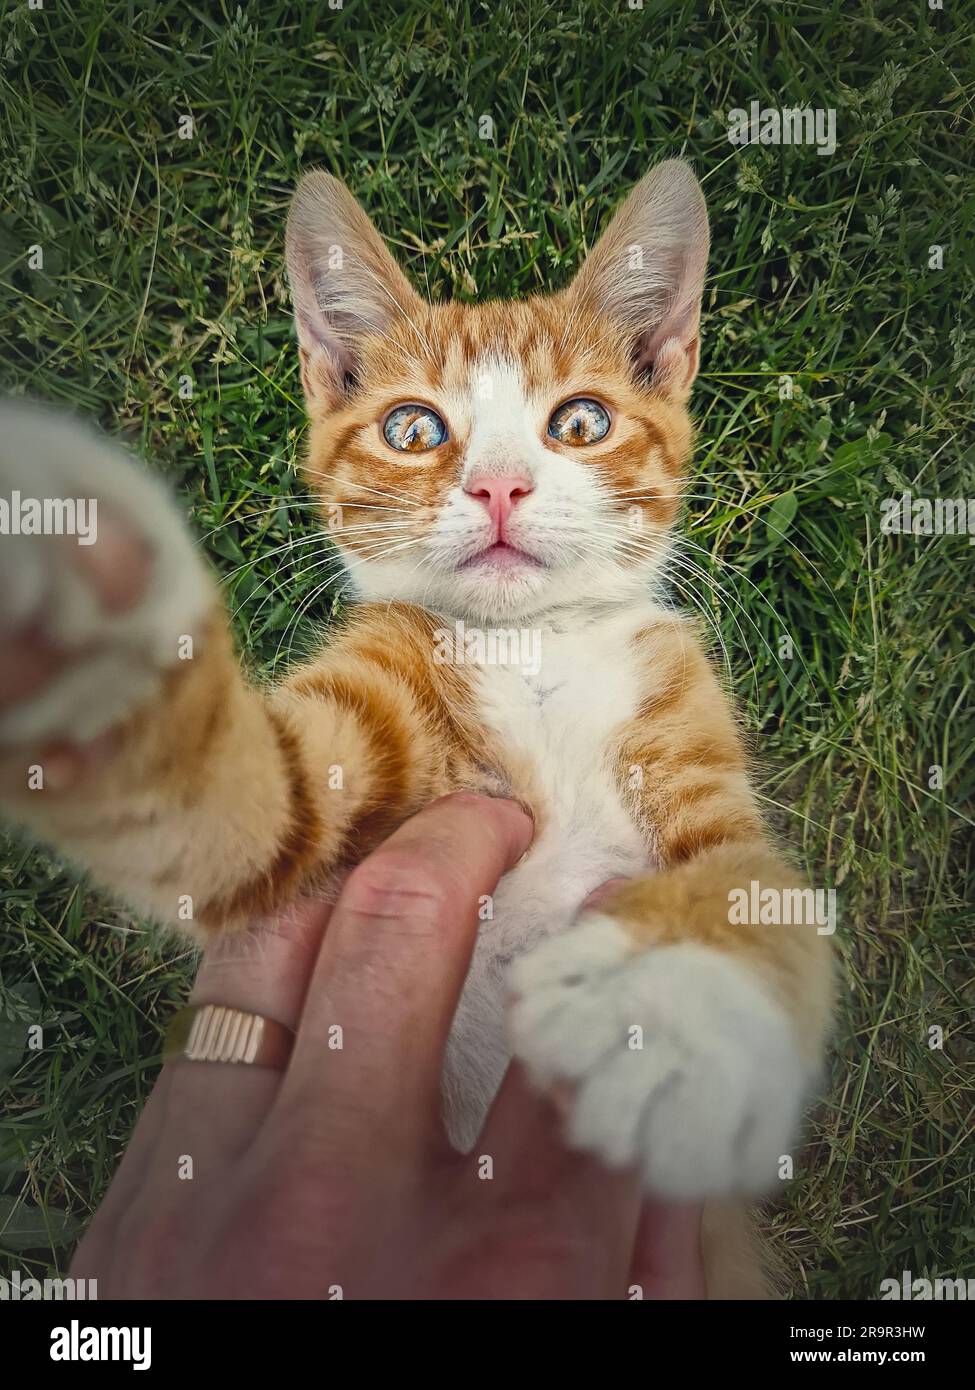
<box><xmin>472</xmin><ymin>1061</ymin><xmax>643</xmax><ymax>1298</ymax></box>
<box><xmin>275</xmin><ymin>793</ymin><xmax>533</xmax><ymax>1156</ymax></box>
<box><xmin>156</xmin><ymin>898</ymin><xmax>335</xmax><ymax>1168</ymax></box>
<box><xmin>628</xmin><ymin>1200</ymin><xmax>706</xmax><ymax>1299</ymax></box>
<box><xmin>192</xmin><ymin>895</ymin><xmax>334</xmax><ymax>1029</ymax></box>
<box><xmin>68</xmin><ymin>1068</ymin><xmax>181</xmax><ymax>1268</ymax></box>
<box><xmin>74</xmin><ymin>897</ymin><xmax>336</xmax><ymax>1267</ymax></box>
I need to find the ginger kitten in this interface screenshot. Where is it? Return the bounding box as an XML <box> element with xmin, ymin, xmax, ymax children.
<box><xmin>0</xmin><ymin>161</ymin><xmax>833</xmax><ymax>1296</ymax></box>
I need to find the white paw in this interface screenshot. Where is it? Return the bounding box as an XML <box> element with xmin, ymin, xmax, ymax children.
<box><xmin>0</xmin><ymin>402</ymin><xmax>212</xmax><ymax>744</ymax></box>
<box><xmin>509</xmin><ymin>915</ymin><xmax>806</xmax><ymax>1198</ymax></box>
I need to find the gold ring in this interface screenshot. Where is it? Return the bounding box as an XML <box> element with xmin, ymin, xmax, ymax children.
<box><xmin>163</xmin><ymin>1003</ymin><xmax>294</xmax><ymax>1070</ymax></box>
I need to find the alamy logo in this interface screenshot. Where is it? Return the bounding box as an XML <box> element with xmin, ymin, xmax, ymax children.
<box><xmin>0</xmin><ymin>491</ymin><xmax>98</xmax><ymax>544</ymax></box>
<box><xmin>433</xmin><ymin>619</ymin><xmax>542</xmax><ymax>676</ymax></box>
<box><xmin>50</xmin><ymin>1319</ymin><xmax>151</xmax><ymax>1370</ymax></box>
<box><xmin>880</xmin><ymin>1270</ymin><xmax>975</xmax><ymax>1300</ymax></box>
<box><xmin>880</xmin><ymin>492</ymin><xmax>975</xmax><ymax>544</ymax></box>
<box><xmin>728</xmin><ymin>880</ymin><xmax>836</xmax><ymax>936</ymax></box>
<box><xmin>727</xmin><ymin>100</ymin><xmax>836</xmax><ymax>156</ymax></box>
<box><xmin>0</xmin><ymin>1269</ymin><xmax>97</xmax><ymax>1300</ymax></box>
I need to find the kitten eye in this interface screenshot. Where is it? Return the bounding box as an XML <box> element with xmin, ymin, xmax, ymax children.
<box><xmin>547</xmin><ymin>397</ymin><xmax>611</xmax><ymax>446</ymax></box>
<box><xmin>383</xmin><ymin>404</ymin><xmax>448</xmax><ymax>452</ymax></box>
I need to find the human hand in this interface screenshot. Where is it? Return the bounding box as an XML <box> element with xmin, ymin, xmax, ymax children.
<box><xmin>70</xmin><ymin>792</ymin><xmax>705</xmax><ymax>1299</ymax></box>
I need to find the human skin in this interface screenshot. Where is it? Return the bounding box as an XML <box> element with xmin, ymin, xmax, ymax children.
<box><xmin>68</xmin><ymin>793</ymin><xmax>705</xmax><ymax>1300</ymax></box>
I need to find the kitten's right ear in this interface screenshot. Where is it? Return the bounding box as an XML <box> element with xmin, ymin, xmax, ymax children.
<box><xmin>286</xmin><ymin>171</ymin><xmax>422</xmax><ymax>412</ymax></box>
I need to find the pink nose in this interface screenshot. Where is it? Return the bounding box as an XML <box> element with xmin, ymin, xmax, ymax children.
<box><xmin>465</xmin><ymin>475</ymin><xmax>533</xmax><ymax>535</ymax></box>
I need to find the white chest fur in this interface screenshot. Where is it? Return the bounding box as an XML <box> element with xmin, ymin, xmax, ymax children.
<box><xmin>442</xmin><ymin>602</ymin><xmax>658</xmax><ymax>1147</ymax></box>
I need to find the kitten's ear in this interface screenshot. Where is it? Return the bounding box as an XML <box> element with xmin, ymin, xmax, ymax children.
<box><xmin>570</xmin><ymin>160</ymin><xmax>709</xmax><ymax>401</ymax></box>
<box><xmin>286</xmin><ymin>171</ymin><xmax>423</xmax><ymax>411</ymax></box>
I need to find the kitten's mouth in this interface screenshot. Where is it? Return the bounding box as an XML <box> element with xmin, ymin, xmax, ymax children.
<box><xmin>459</xmin><ymin>542</ymin><xmax>546</xmax><ymax>573</ymax></box>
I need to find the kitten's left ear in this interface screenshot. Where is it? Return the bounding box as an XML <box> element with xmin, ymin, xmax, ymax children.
<box><xmin>570</xmin><ymin>160</ymin><xmax>709</xmax><ymax>401</ymax></box>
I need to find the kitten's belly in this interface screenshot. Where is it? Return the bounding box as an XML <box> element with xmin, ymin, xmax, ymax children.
<box><xmin>443</xmin><ymin>798</ymin><xmax>648</xmax><ymax>1150</ymax></box>
<box><xmin>442</xmin><ymin>633</ymin><xmax>653</xmax><ymax>1150</ymax></box>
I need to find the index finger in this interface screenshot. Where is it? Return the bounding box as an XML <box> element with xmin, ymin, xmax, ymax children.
<box><xmin>275</xmin><ymin>793</ymin><xmax>533</xmax><ymax>1153</ymax></box>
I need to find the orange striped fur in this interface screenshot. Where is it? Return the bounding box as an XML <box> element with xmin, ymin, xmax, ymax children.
<box><xmin>0</xmin><ymin>161</ymin><xmax>832</xmax><ymax>1297</ymax></box>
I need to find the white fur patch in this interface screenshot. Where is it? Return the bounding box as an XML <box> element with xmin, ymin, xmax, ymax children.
<box><xmin>441</xmin><ymin>600</ymin><xmax>657</xmax><ymax>1148</ymax></box>
<box><xmin>0</xmin><ymin>404</ymin><xmax>212</xmax><ymax>743</ymax></box>
<box><xmin>509</xmin><ymin>916</ymin><xmax>806</xmax><ymax>1198</ymax></box>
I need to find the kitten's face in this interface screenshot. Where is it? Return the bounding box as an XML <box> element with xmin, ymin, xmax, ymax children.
<box><xmin>287</xmin><ymin>164</ymin><xmax>708</xmax><ymax>622</ymax></box>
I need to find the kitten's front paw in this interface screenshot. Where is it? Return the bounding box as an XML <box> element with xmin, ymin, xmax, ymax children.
<box><xmin>509</xmin><ymin>916</ymin><xmax>806</xmax><ymax>1198</ymax></box>
<box><xmin>0</xmin><ymin>403</ymin><xmax>213</xmax><ymax>746</ymax></box>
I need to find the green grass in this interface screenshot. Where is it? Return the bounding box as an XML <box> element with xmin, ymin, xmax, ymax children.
<box><xmin>1</xmin><ymin>0</ymin><xmax>973</xmax><ymax>1298</ymax></box>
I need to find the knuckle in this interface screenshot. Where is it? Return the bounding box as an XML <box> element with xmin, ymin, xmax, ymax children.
<box><xmin>341</xmin><ymin>851</ymin><xmax>455</xmax><ymax>933</ymax></box>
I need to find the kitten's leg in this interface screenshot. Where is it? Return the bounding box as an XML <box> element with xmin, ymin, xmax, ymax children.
<box><xmin>0</xmin><ymin>405</ymin><xmax>465</xmax><ymax>935</ymax></box>
<box><xmin>510</xmin><ymin>617</ymin><xmax>833</xmax><ymax>1200</ymax></box>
